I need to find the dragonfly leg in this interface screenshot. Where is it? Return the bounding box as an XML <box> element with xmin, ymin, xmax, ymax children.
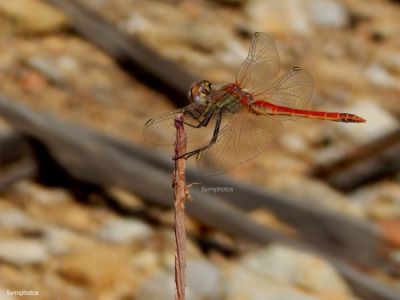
<box><xmin>184</xmin><ymin>107</ymin><xmax>207</xmax><ymax>125</ymax></box>
<box><xmin>183</xmin><ymin>108</ymin><xmax>214</xmax><ymax>128</ymax></box>
<box><xmin>175</xmin><ymin>111</ymin><xmax>222</xmax><ymax>160</ymax></box>
<box><xmin>188</xmin><ymin>107</ymin><xmax>208</xmax><ymax>119</ymax></box>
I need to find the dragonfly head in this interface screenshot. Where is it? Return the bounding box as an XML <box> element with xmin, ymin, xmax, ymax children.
<box><xmin>189</xmin><ymin>80</ymin><xmax>212</xmax><ymax>104</ymax></box>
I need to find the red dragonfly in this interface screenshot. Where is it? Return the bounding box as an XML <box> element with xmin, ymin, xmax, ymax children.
<box><xmin>144</xmin><ymin>32</ymin><xmax>365</xmax><ymax>173</ymax></box>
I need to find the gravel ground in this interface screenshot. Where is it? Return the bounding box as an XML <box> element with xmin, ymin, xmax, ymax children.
<box><xmin>0</xmin><ymin>0</ymin><xmax>399</xmax><ymax>299</ymax></box>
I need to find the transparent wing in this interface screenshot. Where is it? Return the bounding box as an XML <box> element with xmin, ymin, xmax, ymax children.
<box><xmin>143</xmin><ymin>103</ymin><xmax>217</xmax><ymax>146</ymax></box>
<box><xmin>257</xmin><ymin>67</ymin><xmax>314</xmax><ymax>120</ymax></box>
<box><xmin>196</xmin><ymin>108</ymin><xmax>282</xmax><ymax>174</ymax></box>
<box><xmin>236</xmin><ymin>32</ymin><xmax>280</xmax><ymax>95</ymax></box>
<box><xmin>267</xmin><ymin>67</ymin><xmax>314</xmax><ymax>109</ymax></box>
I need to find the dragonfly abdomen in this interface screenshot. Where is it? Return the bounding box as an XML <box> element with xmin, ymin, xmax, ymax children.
<box><xmin>299</xmin><ymin>111</ymin><xmax>365</xmax><ymax>122</ymax></box>
<box><xmin>252</xmin><ymin>101</ymin><xmax>365</xmax><ymax>123</ymax></box>
<box><xmin>332</xmin><ymin>113</ymin><xmax>366</xmax><ymax>122</ymax></box>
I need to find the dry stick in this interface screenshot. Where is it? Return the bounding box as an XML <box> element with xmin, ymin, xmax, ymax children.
<box><xmin>173</xmin><ymin>113</ymin><xmax>187</xmax><ymax>300</ymax></box>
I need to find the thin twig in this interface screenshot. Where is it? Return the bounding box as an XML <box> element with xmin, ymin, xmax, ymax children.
<box><xmin>173</xmin><ymin>113</ymin><xmax>187</xmax><ymax>300</ymax></box>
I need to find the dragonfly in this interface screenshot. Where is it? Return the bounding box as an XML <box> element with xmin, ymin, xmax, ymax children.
<box><xmin>144</xmin><ymin>32</ymin><xmax>365</xmax><ymax>173</ymax></box>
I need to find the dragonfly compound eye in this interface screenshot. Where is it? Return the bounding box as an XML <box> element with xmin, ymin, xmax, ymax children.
<box><xmin>189</xmin><ymin>80</ymin><xmax>212</xmax><ymax>104</ymax></box>
<box><xmin>200</xmin><ymin>80</ymin><xmax>212</xmax><ymax>95</ymax></box>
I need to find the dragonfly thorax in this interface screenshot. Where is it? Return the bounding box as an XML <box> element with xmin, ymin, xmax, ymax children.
<box><xmin>212</xmin><ymin>83</ymin><xmax>245</xmax><ymax>113</ymax></box>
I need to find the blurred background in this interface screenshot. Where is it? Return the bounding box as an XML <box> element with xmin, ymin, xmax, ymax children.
<box><xmin>0</xmin><ymin>0</ymin><xmax>400</xmax><ymax>299</ymax></box>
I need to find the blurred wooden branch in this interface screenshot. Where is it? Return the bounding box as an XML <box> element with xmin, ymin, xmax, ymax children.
<box><xmin>44</xmin><ymin>0</ymin><xmax>199</xmax><ymax>107</ymax></box>
<box><xmin>0</xmin><ymin>96</ymin><xmax>399</xmax><ymax>300</ymax></box>
<box><xmin>0</xmin><ymin>132</ymin><xmax>30</xmax><ymax>166</ymax></box>
<box><xmin>0</xmin><ymin>158</ymin><xmax>37</xmax><ymax>192</ymax></box>
<box><xmin>0</xmin><ymin>132</ymin><xmax>36</xmax><ymax>191</ymax></box>
<box><xmin>312</xmin><ymin>129</ymin><xmax>400</xmax><ymax>191</ymax></box>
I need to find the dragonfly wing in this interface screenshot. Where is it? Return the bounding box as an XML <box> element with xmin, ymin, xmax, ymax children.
<box><xmin>259</xmin><ymin>67</ymin><xmax>314</xmax><ymax>120</ymax></box>
<box><xmin>236</xmin><ymin>32</ymin><xmax>280</xmax><ymax>95</ymax></box>
<box><xmin>196</xmin><ymin>108</ymin><xmax>282</xmax><ymax>174</ymax></box>
<box><xmin>143</xmin><ymin>103</ymin><xmax>217</xmax><ymax>146</ymax></box>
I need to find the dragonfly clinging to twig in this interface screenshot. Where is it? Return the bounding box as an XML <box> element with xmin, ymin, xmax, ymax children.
<box><xmin>144</xmin><ymin>32</ymin><xmax>365</xmax><ymax>173</ymax></box>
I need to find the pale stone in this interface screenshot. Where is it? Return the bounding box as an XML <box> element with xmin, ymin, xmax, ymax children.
<box><xmin>98</xmin><ymin>218</ymin><xmax>153</xmax><ymax>244</ymax></box>
<box><xmin>333</xmin><ymin>100</ymin><xmax>398</xmax><ymax>143</ymax></box>
<box><xmin>0</xmin><ymin>0</ymin><xmax>68</xmax><ymax>33</ymax></box>
<box><xmin>0</xmin><ymin>239</ymin><xmax>48</xmax><ymax>266</ymax></box>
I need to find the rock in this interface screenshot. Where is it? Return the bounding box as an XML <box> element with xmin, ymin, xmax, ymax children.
<box><xmin>391</xmin><ymin>250</ymin><xmax>400</xmax><ymax>265</ymax></box>
<box><xmin>266</xmin><ymin>174</ymin><xmax>363</xmax><ymax>217</ymax></box>
<box><xmin>55</xmin><ymin>245</ymin><xmax>137</xmax><ymax>298</ymax></box>
<box><xmin>365</xmin><ymin>64</ymin><xmax>400</xmax><ymax>90</ymax></box>
<box><xmin>184</xmin><ymin>25</ymin><xmax>232</xmax><ymax>53</ymax></box>
<box><xmin>308</xmin><ymin>0</ymin><xmax>349</xmax><ymax>29</ymax></box>
<box><xmin>376</xmin><ymin>49</ymin><xmax>400</xmax><ymax>74</ymax></box>
<box><xmin>333</xmin><ymin>100</ymin><xmax>398</xmax><ymax>144</ymax></box>
<box><xmin>27</xmin><ymin>54</ymin><xmax>80</xmax><ymax>84</ymax></box>
<box><xmin>379</xmin><ymin>219</ymin><xmax>400</xmax><ymax>247</ymax></box>
<box><xmin>311</xmin><ymin>146</ymin><xmax>346</xmax><ymax>166</ymax></box>
<box><xmin>53</xmin><ymin>204</ymin><xmax>96</xmax><ymax>232</ymax></box>
<box><xmin>245</xmin><ymin>0</ymin><xmax>312</xmax><ymax>36</ymax></box>
<box><xmin>217</xmin><ymin>39</ymin><xmax>248</xmax><ymax>70</ymax></box>
<box><xmin>0</xmin><ymin>209</ymin><xmax>38</xmax><ymax>230</ymax></box>
<box><xmin>279</xmin><ymin>132</ymin><xmax>309</xmax><ymax>156</ymax></box>
<box><xmin>38</xmin><ymin>273</ymin><xmax>94</xmax><ymax>300</ymax></box>
<box><xmin>106</xmin><ymin>187</ymin><xmax>144</xmax><ymax>208</ymax></box>
<box><xmin>0</xmin><ymin>0</ymin><xmax>68</xmax><ymax>34</ymax></box>
<box><xmin>249</xmin><ymin>209</ymin><xmax>297</xmax><ymax>236</ymax></box>
<box><xmin>212</xmin><ymin>0</ymin><xmax>248</xmax><ymax>4</ymax></box>
<box><xmin>257</xmin><ymin>151</ymin><xmax>310</xmax><ymax>177</ymax></box>
<box><xmin>187</xmin><ymin>259</ymin><xmax>222</xmax><ymax>299</ymax></box>
<box><xmin>135</xmin><ymin>258</ymin><xmax>221</xmax><ymax>300</ymax></box>
<box><xmin>97</xmin><ymin>218</ymin><xmax>153</xmax><ymax>245</ymax></box>
<box><xmin>0</xmin><ymin>239</ymin><xmax>48</xmax><ymax>266</ymax></box>
<box><xmin>225</xmin><ymin>266</ymin><xmax>319</xmax><ymax>300</ymax></box>
<box><xmin>136</xmin><ymin>271</ymin><xmax>199</xmax><ymax>300</ymax></box>
<box><xmin>44</xmin><ymin>227</ymin><xmax>92</xmax><ymax>256</ymax></box>
<box><xmin>10</xmin><ymin>181</ymin><xmax>73</xmax><ymax>205</ymax></box>
<box><xmin>350</xmin><ymin>181</ymin><xmax>400</xmax><ymax>220</ymax></box>
<box><xmin>28</xmin><ymin>56</ymin><xmax>65</xmax><ymax>84</ymax></box>
<box><xmin>0</xmin><ymin>288</ymin><xmax>13</xmax><ymax>300</ymax></box>
<box><xmin>224</xmin><ymin>244</ymin><xmax>356</xmax><ymax>300</ymax></box>
<box><xmin>242</xmin><ymin>244</ymin><xmax>351</xmax><ymax>292</ymax></box>
<box><xmin>57</xmin><ymin>54</ymin><xmax>79</xmax><ymax>73</ymax></box>
<box><xmin>130</xmin><ymin>249</ymin><xmax>161</xmax><ymax>277</ymax></box>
